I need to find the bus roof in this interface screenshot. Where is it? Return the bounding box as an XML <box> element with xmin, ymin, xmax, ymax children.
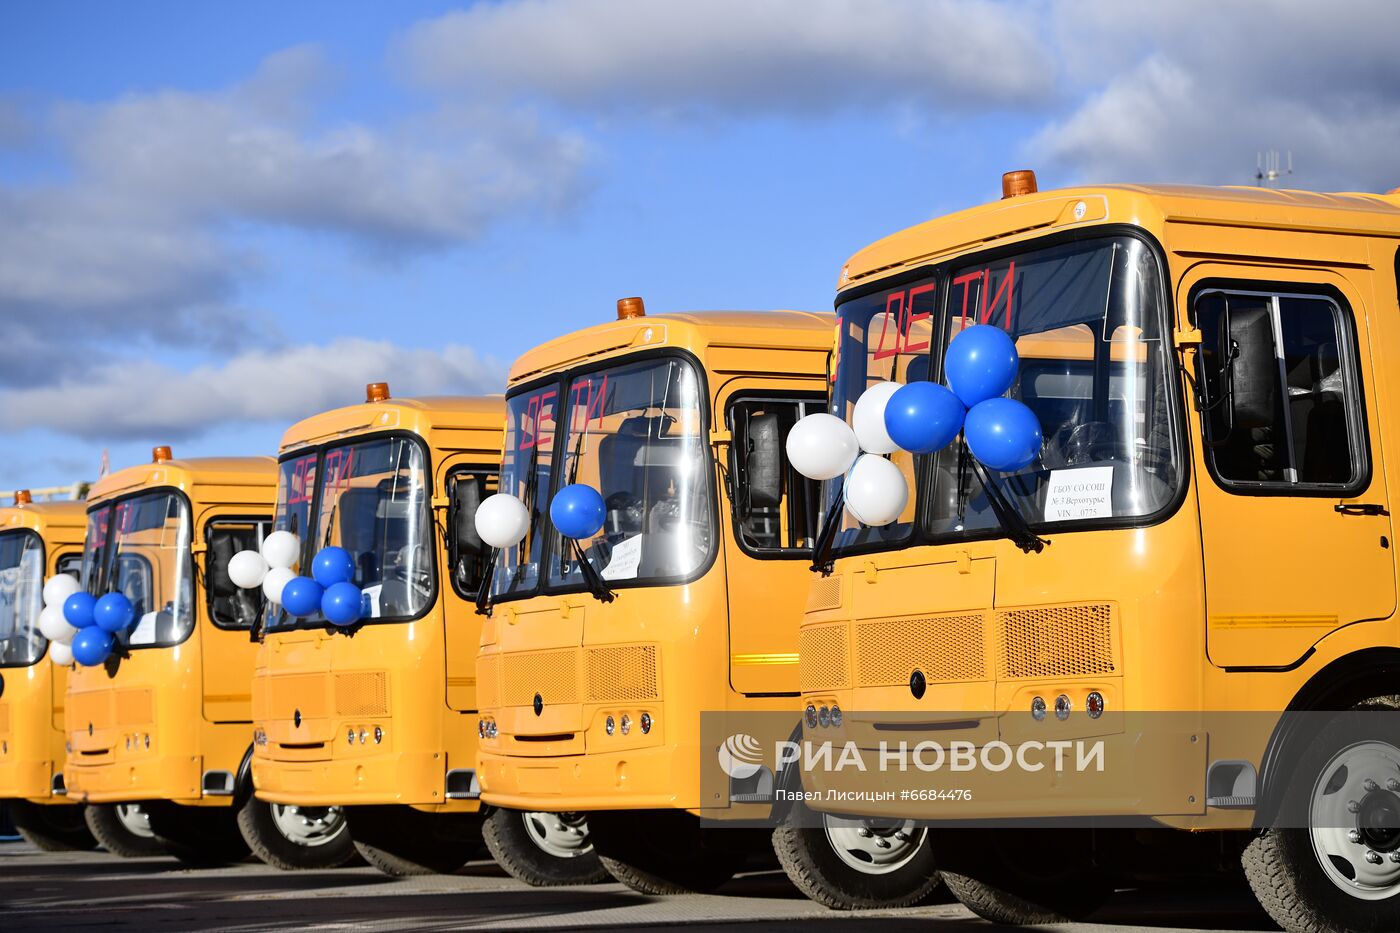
<box><xmin>0</xmin><ymin>499</ymin><xmax>88</xmax><ymax>538</ymax></box>
<box><xmin>279</xmin><ymin>394</ymin><xmax>506</xmax><ymax>456</ymax></box>
<box><xmin>88</xmin><ymin>456</ymin><xmax>276</xmax><ymax>505</ymax></box>
<box><xmin>840</xmin><ymin>182</ymin><xmax>1400</xmax><ymax>293</ymax></box>
<box><xmin>508</xmin><ymin>308</ymin><xmax>834</xmax><ymax>386</ymax></box>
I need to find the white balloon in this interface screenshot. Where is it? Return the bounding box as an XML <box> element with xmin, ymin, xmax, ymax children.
<box><xmin>474</xmin><ymin>493</ymin><xmax>531</xmax><ymax>549</ymax></box>
<box><xmin>844</xmin><ymin>454</ymin><xmax>910</xmax><ymax>527</ymax></box>
<box><xmin>39</xmin><ymin>603</ymin><xmax>80</xmax><ymax>644</ymax></box>
<box><xmin>43</xmin><ymin>573</ymin><xmax>81</xmax><ymax>608</ymax></box>
<box><xmin>49</xmin><ymin>640</ymin><xmax>74</xmax><ymax>666</ymax></box>
<box><xmin>852</xmin><ymin>381</ymin><xmax>902</xmax><ymax>455</ymax></box>
<box><xmin>262</xmin><ymin>566</ymin><xmax>296</xmax><ymax>605</ymax></box>
<box><xmin>260</xmin><ymin>531</ymin><xmax>300</xmax><ymax>570</ymax></box>
<box><xmin>785</xmin><ymin>413</ymin><xmax>860</xmax><ymax>481</ymax></box>
<box><xmin>228</xmin><ymin>549</ymin><xmax>270</xmax><ymax>589</ymax></box>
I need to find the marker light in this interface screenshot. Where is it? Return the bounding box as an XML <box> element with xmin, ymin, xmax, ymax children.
<box><xmin>1055</xmin><ymin>695</ymin><xmax>1072</xmax><ymax>721</ymax></box>
<box><xmin>144</xmin><ymin>734</ymin><xmax>150</xmax><ymax>749</ymax></box>
<box><xmin>605</xmin><ymin>715</ymin><xmax>616</xmax><ymax>736</ymax></box>
<box><xmin>152</xmin><ymin>446</ymin><xmax>172</xmax><ymax>463</ymax></box>
<box><xmin>616</xmin><ymin>297</ymin><xmax>646</xmax><ymax>320</ymax></box>
<box><xmin>1001</xmin><ymin>169</ymin><xmax>1038</xmax><ymax>199</ymax></box>
<box><xmin>805</xmin><ymin>704</ymin><xmax>819</xmax><ymax>728</ymax></box>
<box><xmin>620</xmin><ymin>714</ymin><xmax>632</xmax><ymax>736</ymax></box>
<box><xmin>1031</xmin><ymin>697</ymin><xmax>1047</xmax><ymax>721</ymax></box>
<box><xmin>1086</xmin><ymin>692</ymin><xmax>1105</xmax><ymax>720</ymax></box>
<box><xmin>640</xmin><ymin>712</ymin><xmax>652</xmax><ymax>734</ymax></box>
<box><xmin>366</xmin><ymin>382</ymin><xmax>391</xmax><ymax>402</ymax></box>
<box><xmin>13</xmin><ymin>489</ymin><xmax>30</xmax><ymax>505</ymax></box>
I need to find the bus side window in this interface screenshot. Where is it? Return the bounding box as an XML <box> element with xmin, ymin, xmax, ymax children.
<box><xmin>1194</xmin><ymin>288</ymin><xmax>1364</xmax><ymax>490</ymax></box>
<box><xmin>206</xmin><ymin>518</ymin><xmax>268</xmax><ymax>629</ymax></box>
<box><xmin>728</xmin><ymin>396</ymin><xmax>824</xmax><ymax>553</ymax></box>
<box><xmin>447</xmin><ymin>468</ymin><xmax>499</xmax><ymax>598</ymax></box>
<box><xmin>55</xmin><ymin>553</ymin><xmax>82</xmax><ymax>579</ymax></box>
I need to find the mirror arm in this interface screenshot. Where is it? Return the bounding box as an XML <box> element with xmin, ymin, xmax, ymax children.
<box><xmin>474</xmin><ymin>547</ymin><xmax>498</xmax><ymax>617</ymax></box>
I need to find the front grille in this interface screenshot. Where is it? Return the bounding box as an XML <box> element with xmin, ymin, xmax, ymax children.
<box><xmin>857</xmin><ymin>614</ymin><xmax>986</xmax><ymax>686</ymax></box>
<box><xmin>806</xmin><ymin>575</ymin><xmax>843</xmax><ymax>613</ymax></box>
<box><xmin>585</xmin><ymin>646</ymin><xmax>658</xmax><ymax>702</ymax></box>
<box><xmin>502</xmin><ymin>650</ymin><xmax>579</xmax><ymax>706</ymax></box>
<box><xmin>799</xmin><ymin>625</ymin><xmax>848</xmax><ymax>692</ymax></box>
<box><xmin>114</xmin><ymin>689</ymin><xmax>153</xmax><ymax>725</ymax></box>
<box><xmin>335</xmin><ymin>672</ymin><xmax>388</xmax><ymax>716</ymax></box>
<box><xmin>997</xmin><ymin>604</ymin><xmax>1116</xmax><ymax>679</ymax></box>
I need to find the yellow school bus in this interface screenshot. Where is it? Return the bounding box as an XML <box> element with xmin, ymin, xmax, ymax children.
<box><xmin>250</xmin><ymin>387</ymin><xmax>531</xmax><ymax>876</ymax></box>
<box><xmin>0</xmin><ymin>493</ymin><xmax>96</xmax><ymax>850</ymax></box>
<box><xmin>796</xmin><ymin>171</ymin><xmax>1400</xmax><ymax>931</ymax></box>
<box><xmin>63</xmin><ymin>449</ymin><xmax>335</xmax><ymax>867</ymax></box>
<box><xmin>474</xmin><ymin>299</ymin><xmax>936</xmax><ymax>903</ymax></box>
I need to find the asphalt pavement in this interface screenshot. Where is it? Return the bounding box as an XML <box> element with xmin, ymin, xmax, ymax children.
<box><xmin>0</xmin><ymin>841</ymin><xmax>1280</xmax><ymax>932</ymax></box>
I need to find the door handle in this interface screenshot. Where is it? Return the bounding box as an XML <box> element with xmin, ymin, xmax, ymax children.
<box><xmin>1335</xmin><ymin>503</ymin><xmax>1389</xmax><ymax>516</ymax></box>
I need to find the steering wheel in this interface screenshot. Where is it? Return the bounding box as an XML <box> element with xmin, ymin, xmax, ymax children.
<box><xmin>1059</xmin><ymin>421</ymin><xmax>1128</xmax><ymax>465</ymax></box>
<box><xmin>387</xmin><ymin>544</ymin><xmax>433</xmax><ymax>602</ymax></box>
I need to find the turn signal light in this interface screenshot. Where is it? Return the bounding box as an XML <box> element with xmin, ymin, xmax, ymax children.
<box><xmin>1086</xmin><ymin>692</ymin><xmax>1105</xmax><ymax>719</ymax></box>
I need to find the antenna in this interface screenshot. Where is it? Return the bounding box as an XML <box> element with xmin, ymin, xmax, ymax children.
<box><xmin>1256</xmin><ymin>149</ymin><xmax>1294</xmax><ymax>188</ymax></box>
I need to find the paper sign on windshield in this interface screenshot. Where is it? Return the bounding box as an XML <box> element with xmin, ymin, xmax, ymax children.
<box><xmin>601</xmin><ymin>535</ymin><xmax>642</xmax><ymax>581</ymax></box>
<box><xmin>1045</xmin><ymin>467</ymin><xmax>1114</xmax><ymax>521</ymax></box>
<box><xmin>130</xmin><ymin>611</ymin><xmax>158</xmax><ymax>645</ymax></box>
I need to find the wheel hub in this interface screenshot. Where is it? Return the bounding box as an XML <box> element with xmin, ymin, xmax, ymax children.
<box><xmin>115</xmin><ymin>803</ymin><xmax>154</xmax><ymax>839</ymax></box>
<box><xmin>1309</xmin><ymin>739</ymin><xmax>1400</xmax><ymax>899</ymax></box>
<box><xmin>821</xmin><ymin>814</ymin><xmax>926</xmax><ymax>875</ymax></box>
<box><xmin>271</xmin><ymin>804</ymin><xmax>348</xmax><ymax>848</ymax></box>
<box><xmin>522</xmin><ymin>811</ymin><xmax>592</xmax><ymax>859</ymax></box>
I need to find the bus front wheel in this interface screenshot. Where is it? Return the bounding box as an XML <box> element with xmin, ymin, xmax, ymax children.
<box><xmin>1243</xmin><ymin>698</ymin><xmax>1400</xmax><ymax>933</ymax></box>
<box><xmin>344</xmin><ymin>805</ymin><xmax>482</xmax><ymax>876</ymax></box>
<box><xmin>83</xmin><ymin>803</ymin><xmax>163</xmax><ymax>857</ymax></box>
<box><xmin>144</xmin><ymin>801</ymin><xmax>251</xmax><ymax>867</ymax></box>
<box><xmin>237</xmin><ymin>798</ymin><xmax>357</xmax><ymax>870</ymax></box>
<box><xmin>772</xmin><ymin>797</ymin><xmax>943</xmax><ymax>909</ymax></box>
<box><xmin>8</xmin><ymin>800</ymin><xmax>97</xmax><ymax>851</ymax></box>
<box><xmin>588</xmin><ymin>810</ymin><xmax>749</xmax><ymax>894</ymax></box>
<box><xmin>933</xmin><ymin>828</ymin><xmax>1111</xmax><ymax>925</ymax></box>
<box><xmin>482</xmin><ymin>806</ymin><xmax>611</xmax><ymax>886</ymax></box>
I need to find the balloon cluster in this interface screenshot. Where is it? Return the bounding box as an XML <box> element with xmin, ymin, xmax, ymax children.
<box><xmin>227</xmin><ymin>533</ymin><xmax>366</xmax><ymax>628</ymax></box>
<box><xmin>39</xmin><ymin>574</ymin><xmax>136</xmax><ymax>667</ymax></box>
<box><xmin>786</xmin><ymin>325</ymin><xmax>1043</xmax><ymax>526</ymax></box>
<box><xmin>473</xmin><ymin>483</ymin><xmax>607</xmax><ymax>549</ymax></box>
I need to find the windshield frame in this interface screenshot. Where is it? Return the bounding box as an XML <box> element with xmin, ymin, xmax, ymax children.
<box><xmin>826</xmin><ymin>225</ymin><xmax>1188</xmax><ymax>560</ymax></box>
<box><xmin>264</xmin><ymin>429</ymin><xmax>440</xmax><ymax>634</ymax></box>
<box><xmin>0</xmin><ymin>528</ymin><xmax>45</xmax><ymax>668</ymax></box>
<box><xmin>491</xmin><ymin>346</ymin><xmax>719</xmax><ymax>606</ymax></box>
<box><xmin>84</xmin><ymin>486</ymin><xmax>197</xmax><ymax>651</ymax></box>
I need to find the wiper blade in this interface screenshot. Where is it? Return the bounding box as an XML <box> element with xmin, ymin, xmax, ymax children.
<box><xmin>808</xmin><ymin>493</ymin><xmax>846</xmax><ymax>576</ymax></box>
<box><xmin>968</xmin><ymin>458</ymin><xmax>1048</xmax><ymax>554</ymax></box>
<box><xmin>571</xmin><ymin>539</ymin><xmax>615</xmax><ymax>604</ymax></box>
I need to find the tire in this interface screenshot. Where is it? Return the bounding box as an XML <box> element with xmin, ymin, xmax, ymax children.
<box><xmin>589</xmin><ymin>809</ymin><xmax>749</xmax><ymax>894</ymax></box>
<box><xmin>144</xmin><ymin>801</ymin><xmax>251</xmax><ymax>867</ymax></box>
<box><xmin>8</xmin><ymin>800</ymin><xmax>97</xmax><ymax>851</ymax></box>
<box><xmin>772</xmin><ymin>797</ymin><xmax>943</xmax><ymax>909</ymax></box>
<box><xmin>345</xmin><ymin>805</ymin><xmax>483</xmax><ymax>876</ymax></box>
<box><xmin>1242</xmin><ymin>698</ymin><xmax>1400</xmax><ymax>933</ymax></box>
<box><xmin>933</xmin><ymin>828</ymin><xmax>1112</xmax><ymax>925</ymax></box>
<box><xmin>84</xmin><ymin>803</ymin><xmax>165</xmax><ymax>858</ymax></box>
<box><xmin>236</xmin><ymin>798</ymin><xmax>357</xmax><ymax>870</ymax></box>
<box><xmin>482</xmin><ymin>806</ymin><xmax>611</xmax><ymax>886</ymax></box>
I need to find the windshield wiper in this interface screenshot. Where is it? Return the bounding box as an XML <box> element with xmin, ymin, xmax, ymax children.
<box><xmin>808</xmin><ymin>493</ymin><xmax>845</xmax><ymax>576</ymax></box>
<box><xmin>966</xmin><ymin>457</ymin><xmax>1048</xmax><ymax>554</ymax></box>
<box><xmin>570</xmin><ymin>539</ymin><xmax>615</xmax><ymax>604</ymax></box>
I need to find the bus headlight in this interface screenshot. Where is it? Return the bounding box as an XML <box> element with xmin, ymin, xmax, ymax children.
<box><xmin>620</xmin><ymin>714</ymin><xmax>632</xmax><ymax>736</ymax></box>
<box><xmin>830</xmin><ymin>705</ymin><xmax>843</xmax><ymax>727</ymax></box>
<box><xmin>346</xmin><ymin>727</ymin><xmax>357</xmax><ymax>745</ymax></box>
<box><xmin>605</xmin><ymin>715</ymin><xmax>616</xmax><ymax>736</ymax></box>
<box><xmin>1030</xmin><ymin>696</ymin><xmax>1047</xmax><ymax>721</ymax></box>
<box><xmin>1055</xmin><ymin>695</ymin><xmax>1072</xmax><ymax>721</ymax></box>
<box><xmin>817</xmin><ymin>706</ymin><xmax>831</xmax><ymax>728</ymax></box>
<box><xmin>804</xmin><ymin>705</ymin><xmax>819</xmax><ymax>728</ymax></box>
<box><xmin>640</xmin><ymin>712</ymin><xmax>652</xmax><ymax>734</ymax></box>
<box><xmin>373</xmin><ymin>726</ymin><xmax>383</xmax><ymax>744</ymax></box>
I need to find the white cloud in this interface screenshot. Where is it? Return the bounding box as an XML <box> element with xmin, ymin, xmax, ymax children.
<box><xmin>0</xmin><ymin>339</ymin><xmax>507</xmax><ymax>441</ymax></box>
<box><xmin>1034</xmin><ymin>1</ymin><xmax>1400</xmax><ymax>190</ymax></box>
<box><xmin>397</xmin><ymin>0</ymin><xmax>1057</xmax><ymax>116</ymax></box>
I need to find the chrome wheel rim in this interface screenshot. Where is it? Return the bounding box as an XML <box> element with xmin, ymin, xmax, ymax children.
<box><xmin>1309</xmin><ymin>739</ymin><xmax>1400</xmax><ymax>900</ymax></box>
<box><xmin>822</xmin><ymin>814</ymin><xmax>926</xmax><ymax>875</ymax></box>
<box><xmin>271</xmin><ymin>804</ymin><xmax>348</xmax><ymax>848</ymax></box>
<box><xmin>115</xmin><ymin>803</ymin><xmax>154</xmax><ymax>839</ymax></box>
<box><xmin>521</xmin><ymin>811</ymin><xmax>592</xmax><ymax>859</ymax></box>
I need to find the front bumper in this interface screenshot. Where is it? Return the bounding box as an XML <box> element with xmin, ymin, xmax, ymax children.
<box><xmin>252</xmin><ymin>749</ymin><xmax>476</xmax><ymax>811</ymax></box>
<box><xmin>478</xmin><ymin>741</ymin><xmax>697</xmax><ymax>812</ymax></box>
<box><xmin>65</xmin><ymin>753</ymin><xmax>210</xmax><ymax>805</ymax></box>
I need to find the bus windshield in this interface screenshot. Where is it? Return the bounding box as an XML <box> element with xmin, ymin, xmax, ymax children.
<box><xmin>826</xmin><ymin>235</ymin><xmax>1180</xmax><ymax>553</ymax></box>
<box><xmin>266</xmin><ymin>437</ymin><xmax>433</xmax><ymax>630</ymax></box>
<box><xmin>86</xmin><ymin>492</ymin><xmax>195</xmax><ymax>648</ymax></box>
<box><xmin>0</xmin><ymin>531</ymin><xmax>45</xmax><ymax>666</ymax></box>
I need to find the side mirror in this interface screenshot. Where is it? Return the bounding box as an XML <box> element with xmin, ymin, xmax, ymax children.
<box><xmin>452</xmin><ymin>477</ymin><xmax>484</xmax><ymax>558</ymax></box>
<box><xmin>1227</xmin><ymin>306</ymin><xmax>1277</xmax><ymax>429</ymax></box>
<box><xmin>746</xmin><ymin>412</ymin><xmax>783</xmax><ymax>510</ymax></box>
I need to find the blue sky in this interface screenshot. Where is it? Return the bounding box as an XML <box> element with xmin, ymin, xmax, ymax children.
<box><xmin>2</xmin><ymin>0</ymin><xmax>1397</xmax><ymax>490</ymax></box>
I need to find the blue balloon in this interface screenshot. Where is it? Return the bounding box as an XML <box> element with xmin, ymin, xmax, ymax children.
<box><xmin>311</xmin><ymin>546</ymin><xmax>356</xmax><ymax>587</ymax></box>
<box><xmin>945</xmin><ymin>325</ymin><xmax>1020</xmax><ymax>408</ymax></box>
<box><xmin>72</xmin><ymin>626</ymin><xmax>115</xmax><ymax>666</ymax></box>
<box><xmin>884</xmin><ymin>382</ymin><xmax>966</xmax><ymax>455</ymax></box>
<box><xmin>550</xmin><ymin>483</ymin><xmax>606</xmax><ymax>539</ymax></box>
<box><xmin>965</xmin><ymin>398</ymin><xmax>1043</xmax><ymax>472</ymax></box>
<box><xmin>321</xmin><ymin>581</ymin><xmax>364</xmax><ymax>627</ymax></box>
<box><xmin>281</xmin><ymin>575</ymin><xmax>325</xmax><ymax>618</ymax></box>
<box><xmin>93</xmin><ymin>592</ymin><xmax>135</xmax><ymax>633</ymax></box>
<box><xmin>63</xmin><ymin>591</ymin><xmax>98</xmax><ymax>629</ymax></box>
